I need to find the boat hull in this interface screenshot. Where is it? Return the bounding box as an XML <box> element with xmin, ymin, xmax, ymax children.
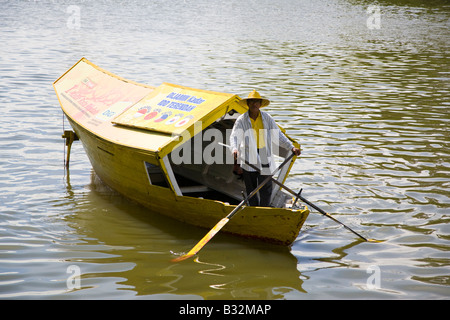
<box><xmin>68</xmin><ymin>118</ymin><xmax>309</xmax><ymax>245</ymax></box>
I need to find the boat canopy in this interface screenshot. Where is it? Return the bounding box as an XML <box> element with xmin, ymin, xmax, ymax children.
<box><xmin>53</xmin><ymin>58</ymin><xmax>247</xmax><ymax>157</ymax></box>
<box><xmin>54</xmin><ymin>58</ymin><xmax>299</xmax><ymax>206</ymax></box>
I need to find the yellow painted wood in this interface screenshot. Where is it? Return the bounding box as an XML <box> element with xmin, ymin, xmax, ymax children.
<box><xmin>70</xmin><ymin>117</ymin><xmax>308</xmax><ymax>244</ymax></box>
<box><xmin>55</xmin><ymin>58</ymin><xmax>310</xmax><ymax>245</ymax></box>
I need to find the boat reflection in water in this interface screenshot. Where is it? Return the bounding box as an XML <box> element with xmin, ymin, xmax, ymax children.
<box><xmin>61</xmin><ymin>171</ymin><xmax>306</xmax><ymax>299</ymax></box>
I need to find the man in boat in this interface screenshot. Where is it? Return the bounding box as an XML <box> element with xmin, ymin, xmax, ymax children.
<box><xmin>230</xmin><ymin>90</ymin><xmax>301</xmax><ymax>207</ymax></box>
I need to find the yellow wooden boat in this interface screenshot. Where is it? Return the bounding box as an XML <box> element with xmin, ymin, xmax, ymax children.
<box><xmin>53</xmin><ymin>58</ymin><xmax>309</xmax><ymax>245</ymax></box>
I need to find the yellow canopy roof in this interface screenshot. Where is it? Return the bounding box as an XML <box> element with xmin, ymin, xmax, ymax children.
<box><xmin>53</xmin><ymin>58</ymin><xmax>246</xmax><ymax>157</ymax></box>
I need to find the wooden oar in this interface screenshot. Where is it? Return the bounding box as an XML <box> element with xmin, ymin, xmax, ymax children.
<box><xmin>270</xmin><ymin>180</ymin><xmax>380</xmax><ymax>242</ymax></box>
<box><xmin>219</xmin><ymin>143</ymin><xmax>379</xmax><ymax>243</ymax></box>
<box><xmin>171</xmin><ymin>153</ymin><xmax>295</xmax><ymax>262</ymax></box>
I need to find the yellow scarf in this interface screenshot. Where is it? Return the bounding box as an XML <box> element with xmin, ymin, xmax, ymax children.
<box><xmin>250</xmin><ymin>112</ymin><xmax>266</xmax><ymax>149</ymax></box>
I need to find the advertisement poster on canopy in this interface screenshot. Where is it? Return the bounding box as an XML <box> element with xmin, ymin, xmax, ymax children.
<box><xmin>112</xmin><ymin>83</ymin><xmax>236</xmax><ymax>135</ymax></box>
<box><xmin>53</xmin><ymin>58</ymin><xmax>153</xmax><ymax>132</ymax></box>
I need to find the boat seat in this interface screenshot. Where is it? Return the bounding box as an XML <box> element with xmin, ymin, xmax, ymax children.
<box><xmin>180</xmin><ymin>185</ymin><xmax>211</xmax><ymax>193</ymax></box>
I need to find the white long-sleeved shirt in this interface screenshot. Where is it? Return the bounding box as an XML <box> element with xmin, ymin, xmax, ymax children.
<box><xmin>230</xmin><ymin>111</ymin><xmax>294</xmax><ymax>174</ymax></box>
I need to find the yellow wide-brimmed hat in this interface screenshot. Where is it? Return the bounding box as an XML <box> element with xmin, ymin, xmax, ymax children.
<box><xmin>238</xmin><ymin>90</ymin><xmax>270</xmax><ymax>108</ymax></box>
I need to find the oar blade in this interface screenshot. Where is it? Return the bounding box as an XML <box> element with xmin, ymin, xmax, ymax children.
<box><xmin>171</xmin><ymin>252</ymin><xmax>195</xmax><ymax>263</ymax></box>
<box><xmin>367</xmin><ymin>238</ymin><xmax>384</xmax><ymax>243</ymax></box>
<box><xmin>171</xmin><ymin>218</ymin><xmax>230</xmax><ymax>262</ymax></box>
